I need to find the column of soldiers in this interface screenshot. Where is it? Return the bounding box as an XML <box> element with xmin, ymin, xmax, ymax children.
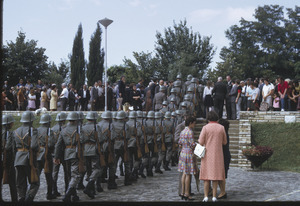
<box><xmin>2</xmin><ymin>74</ymin><xmax>202</xmax><ymax>202</ymax></box>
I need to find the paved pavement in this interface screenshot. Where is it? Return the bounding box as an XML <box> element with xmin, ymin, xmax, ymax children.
<box><xmin>2</xmin><ymin>164</ymin><xmax>300</xmax><ymax>203</ymax></box>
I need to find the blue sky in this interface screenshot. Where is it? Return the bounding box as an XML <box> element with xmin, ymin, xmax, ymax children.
<box><xmin>3</xmin><ymin>0</ymin><xmax>298</xmax><ymax>70</ymax></box>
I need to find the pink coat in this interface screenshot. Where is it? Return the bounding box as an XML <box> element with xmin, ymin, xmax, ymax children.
<box><xmin>198</xmin><ymin>122</ymin><xmax>227</xmax><ymax>180</ymax></box>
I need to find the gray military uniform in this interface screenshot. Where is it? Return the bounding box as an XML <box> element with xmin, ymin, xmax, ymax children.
<box><xmin>127</xmin><ymin>119</ymin><xmax>142</xmax><ymax>171</ymax></box>
<box><xmin>153</xmin><ymin>91</ymin><xmax>167</xmax><ymax>111</ymax></box>
<box><xmin>13</xmin><ymin>124</ymin><xmax>39</xmax><ymax>201</ymax></box>
<box><xmin>144</xmin><ymin>119</ymin><xmax>157</xmax><ymax>174</ymax></box>
<box><xmin>163</xmin><ymin>119</ymin><xmax>174</xmax><ymax>167</ymax></box>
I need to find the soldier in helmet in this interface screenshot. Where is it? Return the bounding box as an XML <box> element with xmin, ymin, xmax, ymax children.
<box><xmin>183</xmin><ymin>94</ymin><xmax>194</xmax><ymax>116</ymax></box>
<box><xmin>51</xmin><ymin>112</ymin><xmax>68</xmax><ymax>196</ymax></box>
<box><xmin>126</xmin><ymin>111</ymin><xmax>142</xmax><ymax>181</ymax></box>
<box><xmin>168</xmin><ymin>97</ymin><xmax>178</xmax><ymax>113</ymax></box>
<box><xmin>111</xmin><ymin>111</ymin><xmax>117</xmax><ymax>123</ymax></box>
<box><xmin>111</xmin><ymin>111</ymin><xmax>132</xmax><ymax>186</ymax></box>
<box><xmin>171</xmin><ymin>111</ymin><xmax>178</xmax><ymax>166</ymax></box>
<box><xmin>143</xmin><ymin>111</ymin><xmax>156</xmax><ymax>177</ymax></box>
<box><xmin>159</xmin><ymin>100</ymin><xmax>169</xmax><ymax>115</ymax></box>
<box><xmin>12</xmin><ymin>111</ymin><xmax>39</xmax><ymax>202</ymax></box>
<box><xmin>54</xmin><ymin>112</ymin><xmax>81</xmax><ymax>202</ymax></box>
<box><xmin>36</xmin><ymin>113</ymin><xmax>56</xmax><ymax>200</ymax></box>
<box><xmin>80</xmin><ymin>111</ymin><xmax>101</xmax><ymax>199</ymax></box>
<box><xmin>97</xmin><ymin>111</ymin><xmax>117</xmax><ymax>190</ymax></box>
<box><xmin>2</xmin><ymin>114</ymin><xmax>18</xmax><ymax>202</ymax></box>
<box><xmin>162</xmin><ymin>112</ymin><xmax>174</xmax><ymax>171</ymax></box>
<box><xmin>184</xmin><ymin>74</ymin><xmax>193</xmax><ymax>93</ymax></box>
<box><xmin>154</xmin><ymin>111</ymin><xmax>165</xmax><ymax>174</ymax></box>
<box><xmin>173</xmin><ymin>79</ymin><xmax>184</xmax><ymax>102</ymax></box>
<box><xmin>76</xmin><ymin>111</ymin><xmax>86</xmax><ymax>190</ymax></box>
<box><xmin>153</xmin><ymin>86</ymin><xmax>167</xmax><ymax>111</ymax></box>
<box><xmin>136</xmin><ymin>111</ymin><xmax>147</xmax><ymax>178</ymax></box>
<box><xmin>168</xmin><ymin>88</ymin><xmax>180</xmax><ymax>106</ymax></box>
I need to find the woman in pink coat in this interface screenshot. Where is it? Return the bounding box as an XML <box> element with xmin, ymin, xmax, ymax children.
<box><xmin>198</xmin><ymin>111</ymin><xmax>227</xmax><ymax>202</ymax></box>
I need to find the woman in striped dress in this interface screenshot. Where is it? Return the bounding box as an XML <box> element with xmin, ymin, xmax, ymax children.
<box><xmin>178</xmin><ymin>116</ymin><xmax>196</xmax><ymax>200</ymax></box>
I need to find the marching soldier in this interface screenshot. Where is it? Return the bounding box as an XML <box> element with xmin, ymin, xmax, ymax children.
<box><xmin>77</xmin><ymin>111</ymin><xmax>87</xmax><ymax>190</ymax></box>
<box><xmin>144</xmin><ymin>111</ymin><xmax>156</xmax><ymax>177</ymax></box>
<box><xmin>159</xmin><ymin>101</ymin><xmax>169</xmax><ymax>115</ymax></box>
<box><xmin>54</xmin><ymin>111</ymin><xmax>81</xmax><ymax>202</ymax></box>
<box><xmin>80</xmin><ymin>111</ymin><xmax>101</xmax><ymax>199</ymax></box>
<box><xmin>98</xmin><ymin>111</ymin><xmax>117</xmax><ymax>190</ymax></box>
<box><xmin>183</xmin><ymin>94</ymin><xmax>195</xmax><ymax>116</ymax></box>
<box><xmin>111</xmin><ymin>111</ymin><xmax>132</xmax><ymax>186</ymax></box>
<box><xmin>173</xmin><ymin>80</ymin><xmax>183</xmax><ymax>102</ymax></box>
<box><xmin>136</xmin><ymin>111</ymin><xmax>147</xmax><ymax>178</ymax></box>
<box><xmin>153</xmin><ymin>86</ymin><xmax>167</xmax><ymax>111</ymax></box>
<box><xmin>127</xmin><ymin>111</ymin><xmax>143</xmax><ymax>181</ymax></box>
<box><xmin>36</xmin><ymin>114</ymin><xmax>56</xmax><ymax>200</ymax></box>
<box><xmin>154</xmin><ymin>112</ymin><xmax>165</xmax><ymax>174</ymax></box>
<box><xmin>2</xmin><ymin>114</ymin><xmax>18</xmax><ymax>202</ymax></box>
<box><xmin>12</xmin><ymin>111</ymin><xmax>39</xmax><ymax>202</ymax></box>
<box><xmin>51</xmin><ymin>112</ymin><xmax>68</xmax><ymax>196</ymax></box>
<box><xmin>171</xmin><ymin>111</ymin><xmax>178</xmax><ymax>166</ymax></box>
<box><xmin>168</xmin><ymin>97</ymin><xmax>178</xmax><ymax>113</ymax></box>
<box><xmin>162</xmin><ymin>111</ymin><xmax>174</xmax><ymax>171</ymax></box>
<box><xmin>168</xmin><ymin>88</ymin><xmax>181</xmax><ymax>106</ymax></box>
<box><xmin>184</xmin><ymin>74</ymin><xmax>193</xmax><ymax>93</ymax></box>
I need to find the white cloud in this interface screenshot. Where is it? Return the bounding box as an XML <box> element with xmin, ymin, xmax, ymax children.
<box><xmin>129</xmin><ymin>0</ymin><xmax>141</xmax><ymax>7</ymax></box>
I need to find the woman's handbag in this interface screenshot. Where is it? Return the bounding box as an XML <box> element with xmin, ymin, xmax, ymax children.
<box><xmin>194</xmin><ymin>143</ymin><xmax>206</xmax><ymax>158</ymax></box>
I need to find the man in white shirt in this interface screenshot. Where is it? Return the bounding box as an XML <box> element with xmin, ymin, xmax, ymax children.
<box><xmin>59</xmin><ymin>83</ymin><xmax>69</xmax><ymax>111</ymax></box>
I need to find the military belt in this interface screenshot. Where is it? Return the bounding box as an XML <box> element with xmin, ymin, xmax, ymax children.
<box><xmin>66</xmin><ymin>145</ymin><xmax>76</xmax><ymax>149</ymax></box>
<box><xmin>17</xmin><ymin>148</ymin><xmax>29</xmax><ymax>152</ymax></box>
<box><xmin>115</xmin><ymin>137</ymin><xmax>124</xmax><ymax>141</ymax></box>
<box><xmin>85</xmin><ymin>142</ymin><xmax>96</xmax><ymax>145</ymax></box>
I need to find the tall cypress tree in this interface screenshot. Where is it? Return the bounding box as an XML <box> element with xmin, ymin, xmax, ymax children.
<box><xmin>87</xmin><ymin>22</ymin><xmax>104</xmax><ymax>87</ymax></box>
<box><xmin>70</xmin><ymin>23</ymin><xmax>85</xmax><ymax>90</ymax></box>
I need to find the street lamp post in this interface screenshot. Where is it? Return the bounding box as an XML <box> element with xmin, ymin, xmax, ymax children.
<box><xmin>98</xmin><ymin>17</ymin><xmax>113</xmax><ymax>111</ymax></box>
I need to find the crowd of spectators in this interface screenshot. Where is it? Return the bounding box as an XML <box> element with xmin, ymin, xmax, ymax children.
<box><xmin>2</xmin><ymin>75</ymin><xmax>300</xmax><ymax>118</ymax></box>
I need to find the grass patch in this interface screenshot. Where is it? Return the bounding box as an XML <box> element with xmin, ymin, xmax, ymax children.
<box><xmin>251</xmin><ymin>122</ymin><xmax>300</xmax><ymax>173</ymax></box>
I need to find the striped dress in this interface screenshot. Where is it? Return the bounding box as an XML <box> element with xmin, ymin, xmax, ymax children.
<box><xmin>178</xmin><ymin>127</ymin><xmax>196</xmax><ymax>174</ymax></box>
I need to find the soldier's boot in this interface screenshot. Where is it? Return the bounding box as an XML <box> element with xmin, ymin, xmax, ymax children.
<box><xmin>130</xmin><ymin>169</ymin><xmax>138</xmax><ymax>181</ymax></box>
<box><xmin>96</xmin><ymin>181</ymin><xmax>104</xmax><ymax>193</ymax></box>
<box><xmin>72</xmin><ymin>190</ymin><xmax>80</xmax><ymax>202</ymax></box>
<box><xmin>138</xmin><ymin>164</ymin><xmax>146</xmax><ymax>178</ymax></box>
<box><xmin>92</xmin><ymin>182</ymin><xmax>96</xmax><ymax>195</ymax></box>
<box><xmin>155</xmin><ymin>162</ymin><xmax>163</xmax><ymax>174</ymax></box>
<box><xmin>83</xmin><ymin>180</ymin><xmax>95</xmax><ymax>199</ymax></box>
<box><xmin>53</xmin><ymin>183</ymin><xmax>61</xmax><ymax>197</ymax></box>
<box><xmin>146</xmin><ymin>165</ymin><xmax>153</xmax><ymax>177</ymax></box>
<box><xmin>119</xmin><ymin>164</ymin><xmax>124</xmax><ymax>176</ymax></box>
<box><xmin>107</xmin><ymin>178</ymin><xmax>118</xmax><ymax>190</ymax></box>
<box><xmin>62</xmin><ymin>187</ymin><xmax>76</xmax><ymax>202</ymax></box>
<box><xmin>163</xmin><ymin>161</ymin><xmax>171</xmax><ymax>171</ymax></box>
<box><xmin>24</xmin><ymin>195</ymin><xmax>34</xmax><ymax>202</ymax></box>
<box><xmin>124</xmin><ymin>174</ymin><xmax>132</xmax><ymax>186</ymax></box>
<box><xmin>76</xmin><ymin>175</ymin><xmax>85</xmax><ymax>190</ymax></box>
<box><xmin>18</xmin><ymin>197</ymin><xmax>25</xmax><ymax>202</ymax></box>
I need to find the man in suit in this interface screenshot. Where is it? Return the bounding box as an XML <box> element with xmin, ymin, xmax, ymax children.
<box><xmin>78</xmin><ymin>84</ymin><xmax>90</xmax><ymax>111</ymax></box>
<box><xmin>68</xmin><ymin>86</ymin><xmax>76</xmax><ymax>111</ymax></box>
<box><xmin>228</xmin><ymin>80</ymin><xmax>238</xmax><ymax>120</ymax></box>
<box><xmin>91</xmin><ymin>82</ymin><xmax>99</xmax><ymax>111</ymax></box>
<box><xmin>212</xmin><ymin>77</ymin><xmax>227</xmax><ymax>119</ymax></box>
<box><xmin>225</xmin><ymin>75</ymin><xmax>232</xmax><ymax>119</ymax></box>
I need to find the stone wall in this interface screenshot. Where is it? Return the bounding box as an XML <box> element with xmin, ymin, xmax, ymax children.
<box><xmin>238</xmin><ymin>111</ymin><xmax>300</xmax><ymax>168</ymax></box>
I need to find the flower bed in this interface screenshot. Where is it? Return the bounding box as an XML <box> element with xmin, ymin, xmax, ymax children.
<box><xmin>242</xmin><ymin>145</ymin><xmax>273</xmax><ymax>168</ymax></box>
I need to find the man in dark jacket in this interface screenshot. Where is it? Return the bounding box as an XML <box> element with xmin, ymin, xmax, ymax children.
<box><xmin>118</xmin><ymin>76</ymin><xmax>126</xmax><ymax>105</ymax></box>
<box><xmin>68</xmin><ymin>86</ymin><xmax>76</xmax><ymax>111</ymax></box>
<box><xmin>78</xmin><ymin>84</ymin><xmax>90</xmax><ymax>111</ymax></box>
<box><xmin>212</xmin><ymin>77</ymin><xmax>227</xmax><ymax>119</ymax></box>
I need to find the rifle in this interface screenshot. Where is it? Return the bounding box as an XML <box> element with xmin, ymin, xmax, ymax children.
<box><xmin>29</xmin><ymin>115</ymin><xmax>39</xmax><ymax>183</ymax></box>
<box><xmin>123</xmin><ymin>121</ymin><xmax>129</xmax><ymax>162</ymax></box>
<box><xmin>135</xmin><ymin>118</ymin><xmax>142</xmax><ymax>159</ymax></box>
<box><xmin>76</xmin><ymin>117</ymin><xmax>85</xmax><ymax>173</ymax></box>
<box><xmin>95</xmin><ymin>114</ymin><xmax>106</xmax><ymax>167</ymax></box>
<box><xmin>2</xmin><ymin>120</ymin><xmax>9</xmax><ymax>184</ymax></box>
<box><xmin>160</xmin><ymin>117</ymin><xmax>166</xmax><ymax>152</ymax></box>
<box><xmin>44</xmin><ymin>126</ymin><xmax>50</xmax><ymax>173</ymax></box>
<box><xmin>107</xmin><ymin>121</ymin><xmax>114</xmax><ymax>164</ymax></box>
<box><xmin>172</xmin><ymin>117</ymin><xmax>177</xmax><ymax>152</ymax></box>
<box><xmin>153</xmin><ymin>118</ymin><xmax>158</xmax><ymax>153</ymax></box>
<box><xmin>142</xmin><ymin>114</ymin><xmax>149</xmax><ymax>154</ymax></box>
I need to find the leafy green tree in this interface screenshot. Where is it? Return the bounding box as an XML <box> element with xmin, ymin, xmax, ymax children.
<box><xmin>155</xmin><ymin>19</ymin><xmax>215</xmax><ymax>80</ymax></box>
<box><xmin>70</xmin><ymin>23</ymin><xmax>86</xmax><ymax>90</ymax></box>
<box><xmin>42</xmin><ymin>60</ymin><xmax>70</xmax><ymax>89</ymax></box>
<box><xmin>2</xmin><ymin>31</ymin><xmax>49</xmax><ymax>85</ymax></box>
<box><xmin>214</xmin><ymin>5</ymin><xmax>300</xmax><ymax>80</ymax></box>
<box><xmin>87</xmin><ymin>23</ymin><xmax>104</xmax><ymax>87</ymax></box>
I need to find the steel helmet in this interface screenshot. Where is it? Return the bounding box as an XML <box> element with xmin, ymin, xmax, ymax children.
<box><xmin>187</xmin><ymin>74</ymin><xmax>193</xmax><ymax>81</ymax></box>
<box><xmin>164</xmin><ymin>111</ymin><xmax>171</xmax><ymax>119</ymax></box>
<box><xmin>136</xmin><ymin>111</ymin><xmax>143</xmax><ymax>118</ymax></box>
<box><xmin>180</xmin><ymin>102</ymin><xmax>187</xmax><ymax>108</ymax></box>
<box><xmin>2</xmin><ymin>114</ymin><xmax>15</xmax><ymax>125</ymax></box>
<box><xmin>143</xmin><ymin>111</ymin><xmax>147</xmax><ymax>118</ymax></box>
<box><xmin>147</xmin><ymin>111</ymin><xmax>155</xmax><ymax>119</ymax></box>
<box><xmin>155</xmin><ymin>112</ymin><xmax>162</xmax><ymax>119</ymax></box>
<box><xmin>159</xmin><ymin>86</ymin><xmax>166</xmax><ymax>92</ymax></box>
<box><xmin>111</xmin><ymin>111</ymin><xmax>117</xmax><ymax>119</ymax></box>
<box><xmin>86</xmin><ymin>111</ymin><xmax>99</xmax><ymax>120</ymax></box>
<box><xmin>170</xmin><ymin>88</ymin><xmax>177</xmax><ymax>93</ymax></box>
<box><xmin>176</xmin><ymin>74</ymin><xmax>182</xmax><ymax>79</ymax></box>
<box><xmin>187</xmin><ymin>86</ymin><xmax>194</xmax><ymax>92</ymax></box>
<box><xmin>173</xmin><ymin>81</ymin><xmax>181</xmax><ymax>87</ymax></box>
<box><xmin>77</xmin><ymin>111</ymin><xmax>84</xmax><ymax>120</ymax></box>
<box><xmin>129</xmin><ymin>111</ymin><xmax>137</xmax><ymax>119</ymax></box>
<box><xmin>39</xmin><ymin>113</ymin><xmax>52</xmax><ymax>124</ymax></box>
<box><xmin>66</xmin><ymin>111</ymin><xmax>78</xmax><ymax>121</ymax></box>
<box><xmin>171</xmin><ymin>111</ymin><xmax>176</xmax><ymax>117</ymax></box>
<box><xmin>191</xmin><ymin>78</ymin><xmax>198</xmax><ymax>83</ymax></box>
<box><xmin>184</xmin><ymin>95</ymin><xmax>192</xmax><ymax>102</ymax></box>
<box><xmin>55</xmin><ymin>112</ymin><xmax>67</xmax><ymax>122</ymax></box>
<box><xmin>170</xmin><ymin>97</ymin><xmax>176</xmax><ymax>102</ymax></box>
<box><xmin>101</xmin><ymin>111</ymin><xmax>112</xmax><ymax>119</ymax></box>
<box><xmin>175</xmin><ymin>110</ymin><xmax>182</xmax><ymax>116</ymax></box>
<box><xmin>116</xmin><ymin>111</ymin><xmax>126</xmax><ymax>120</ymax></box>
<box><xmin>20</xmin><ymin>111</ymin><xmax>36</xmax><ymax>123</ymax></box>
<box><xmin>162</xmin><ymin>101</ymin><xmax>168</xmax><ymax>106</ymax></box>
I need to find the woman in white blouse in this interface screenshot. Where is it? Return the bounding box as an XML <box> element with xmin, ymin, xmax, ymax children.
<box><xmin>203</xmin><ymin>81</ymin><xmax>214</xmax><ymax>118</ymax></box>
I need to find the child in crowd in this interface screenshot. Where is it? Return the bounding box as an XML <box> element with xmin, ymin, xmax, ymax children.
<box><xmin>272</xmin><ymin>92</ymin><xmax>280</xmax><ymax>111</ymax></box>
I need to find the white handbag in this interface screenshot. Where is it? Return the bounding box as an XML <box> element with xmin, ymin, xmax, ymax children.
<box><xmin>194</xmin><ymin>143</ymin><xmax>206</xmax><ymax>158</ymax></box>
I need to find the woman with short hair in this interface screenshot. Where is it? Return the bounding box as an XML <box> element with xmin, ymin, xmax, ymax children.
<box><xmin>198</xmin><ymin>111</ymin><xmax>227</xmax><ymax>202</ymax></box>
